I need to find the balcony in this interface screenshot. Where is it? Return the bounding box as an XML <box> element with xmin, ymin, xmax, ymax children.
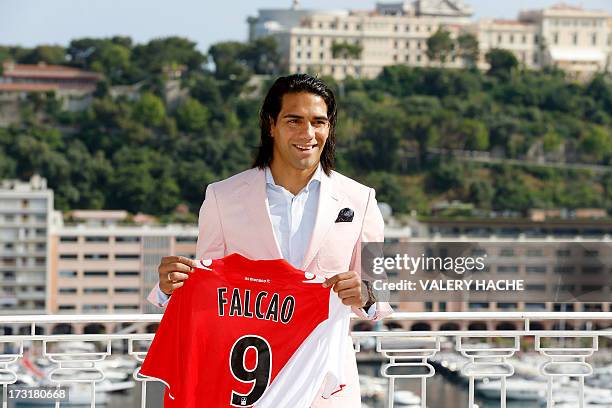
<box><xmin>0</xmin><ymin>312</ymin><xmax>611</xmax><ymax>407</ymax></box>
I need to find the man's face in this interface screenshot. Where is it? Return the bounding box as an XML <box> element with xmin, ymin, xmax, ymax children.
<box><xmin>269</xmin><ymin>92</ymin><xmax>330</xmax><ymax>172</ymax></box>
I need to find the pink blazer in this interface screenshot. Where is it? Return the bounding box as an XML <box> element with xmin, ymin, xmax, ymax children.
<box><xmin>146</xmin><ymin>167</ymin><xmax>393</xmax><ymax>406</ymax></box>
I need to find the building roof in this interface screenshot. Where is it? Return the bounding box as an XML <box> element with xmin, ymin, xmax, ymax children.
<box><xmin>0</xmin><ymin>83</ymin><xmax>59</xmax><ymax>92</ymax></box>
<box><xmin>2</xmin><ymin>62</ymin><xmax>102</xmax><ymax>81</ymax></box>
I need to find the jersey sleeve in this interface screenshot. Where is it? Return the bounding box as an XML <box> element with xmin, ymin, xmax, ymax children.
<box><xmin>139</xmin><ymin>287</ymin><xmax>185</xmax><ymax>401</ymax></box>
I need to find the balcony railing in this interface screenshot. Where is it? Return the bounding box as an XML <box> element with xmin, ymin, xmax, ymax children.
<box><xmin>0</xmin><ymin>312</ymin><xmax>611</xmax><ymax>408</ymax></box>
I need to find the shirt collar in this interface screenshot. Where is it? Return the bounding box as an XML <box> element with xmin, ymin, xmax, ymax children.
<box><xmin>265</xmin><ymin>164</ymin><xmax>322</xmax><ymax>193</ymax></box>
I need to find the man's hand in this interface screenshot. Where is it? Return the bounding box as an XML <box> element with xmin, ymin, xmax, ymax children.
<box><xmin>322</xmin><ymin>271</ymin><xmax>365</xmax><ymax>307</ymax></box>
<box><xmin>158</xmin><ymin>256</ymin><xmax>197</xmax><ymax>296</ymax></box>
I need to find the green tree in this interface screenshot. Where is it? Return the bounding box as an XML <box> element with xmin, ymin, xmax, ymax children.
<box><xmin>240</xmin><ymin>37</ymin><xmax>281</xmax><ymax>75</ymax></box>
<box><xmin>132</xmin><ymin>92</ymin><xmax>166</xmax><ymax>127</ymax></box>
<box><xmin>426</xmin><ymin>29</ymin><xmax>453</xmax><ymax>66</ymax></box>
<box><xmin>175</xmin><ymin>97</ymin><xmax>209</xmax><ymax>133</ymax></box>
<box><xmin>132</xmin><ymin>37</ymin><xmax>206</xmax><ymax>73</ymax></box>
<box><xmin>456</xmin><ymin>33</ymin><xmax>479</xmax><ymax>66</ymax></box>
<box><xmin>486</xmin><ymin>49</ymin><xmax>518</xmax><ymax>77</ymax></box>
<box><xmin>20</xmin><ymin>45</ymin><xmax>66</xmax><ymax>65</ymax></box>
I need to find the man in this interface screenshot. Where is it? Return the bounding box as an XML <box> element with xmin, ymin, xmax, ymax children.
<box><xmin>147</xmin><ymin>74</ymin><xmax>392</xmax><ymax>406</ymax></box>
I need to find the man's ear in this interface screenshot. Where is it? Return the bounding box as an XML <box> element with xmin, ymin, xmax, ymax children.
<box><xmin>268</xmin><ymin>115</ymin><xmax>276</xmax><ymax>138</ymax></box>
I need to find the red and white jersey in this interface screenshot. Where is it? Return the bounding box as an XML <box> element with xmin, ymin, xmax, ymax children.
<box><xmin>139</xmin><ymin>253</ymin><xmax>350</xmax><ymax>408</ymax></box>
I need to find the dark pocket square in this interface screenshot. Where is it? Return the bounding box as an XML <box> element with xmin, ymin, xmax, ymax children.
<box><xmin>335</xmin><ymin>208</ymin><xmax>354</xmax><ymax>223</ymax></box>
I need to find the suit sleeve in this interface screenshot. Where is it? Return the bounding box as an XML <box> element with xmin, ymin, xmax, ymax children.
<box><xmin>146</xmin><ymin>183</ymin><xmax>226</xmax><ymax>308</ymax></box>
<box><xmin>195</xmin><ymin>183</ymin><xmax>226</xmax><ymax>259</ymax></box>
<box><xmin>350</xmin><ymin>188</ymin><xmax>393</xmax><ymax>321</ymax></box>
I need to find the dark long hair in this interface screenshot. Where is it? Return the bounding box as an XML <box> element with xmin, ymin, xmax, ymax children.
<box><xmin>253</xmin><ymin>74</ymin><xmax>337</xmax><ymax>176</ymax></box>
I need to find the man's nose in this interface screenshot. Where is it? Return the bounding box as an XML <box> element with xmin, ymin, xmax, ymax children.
<box><xmin>304</xmin><ymin>121</ymin><xmax>316</xmax><ymax>138</ymax></box>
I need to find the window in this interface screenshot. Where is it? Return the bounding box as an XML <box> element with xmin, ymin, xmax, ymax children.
<box><xmin>526</xmin><ymin>266</ymin><xmax>546</xmax><ymax>273</ymax></box>
<box><xmin>526</xmin><ymin>249</ymin><xmax>543</xmax><ymax>257</ymax></box>
<box><xmin>500</xmin><ymin>248</ymin><xmax>514</xmax><ymax>257</ymax></box>
<box><xmin>115</xmin><ymin>287</ymin><xmax>140</xmax><ymax>294</ymax></box>
<box><xmin>573</xmin><ymin>33</ymin><xmax>578</xmax><ymax>45</ymax></box>
<box><xmin>553</xmin><ymin>32</ymin><xmax>559</xmax><ymax>44</ymax></box>
<box><xmin>116</xmin><ymin>236</ymin><xmax>141</xmax><ymax>243</ymax></box>
<box><xmin>115</xmin><ymin>254</ymin><xmax>139</xmax><ymax>260</ymax></box>
<box><xmin>319</xmin><ymin>52</ymin><xmax>324</xmax><ymax>59</ymax></box>
<box><xmin>583</xmin><ymin>266</ymin><xmax>603</xmax><ymax>274</ymax></box>
<box><xmin>60</xmin><ymin>236</ymin><xmax>78</xmax><ymax>243</ymax></box>
<box><xmin>84</xmin><ymin>254</ymin><xmax>108</xmax><ymax>260</ymax></box>
<box><xmin>83</xmin><ymin>304</ymin><xmax>108</xmax><ymax>312</ymax></box>
<box><xmin>497</xmin><ymin>303</ymin><xmax>518</xmax><ymax>310</ymax></box>
<box><xmin>556</xmin><ymin>249</ymin><xmax>571</xmax><ymax>257</ymax></box>
<box><xmin>59</xmin><ymin>288</ymin><xmax>77</xmax><ymax>294</ymax></box>
<box><xmin>115</xmin><ymin>271</ymin><xmax>139</xmax><ymax>277</ymax></box>
<box><xmin>554</xmin><ymin>266</ymin><xmax>574</xmax><ymax>274</ymax></box>
<box><xmin>58</xmin><ymin>305</ymin><xmax>76</xmax><ymax>310</ymax></box>
<box><xmin>85</xmin><ymin>236</ymin><xmax>109</xmax><ymax>243</ymax></box>
<box><xmin>424</xmin><ymin>302</ymin><xmax>433</xmax><ymax>312</ymax></box>
<box><xmin>59</xmin><ymin>270</ymin><xmax>77</xmax><ymax>278</ymax></box>
<box><xmin>510</xmin><ymin>34</ymin><xmax>514</xmax><ymax>44</ymax></box>
<box><xmin>525</xmin><ymin>284</ymin><xmax>546</xmax><ymax>291</ymax></box>
<box><xmin>522</xmin><ymin>35</ymin><xmax>526</xmax><ymax>44</ymax></box>
<box><xmin>84</xmin><ymin>271</ymin><xmax>108</xmax><ymax>277</ymax></box>
<box><xmin>115</xmin><ymin>304</ymin><xmax>139</xmax><ymax>310</ymax></box>
<box><xmin>497</xmin><ymin>34</ymin><xmax>502</xmax><ymax>44</ymax></box>
<box><xmin>553</xmin><ymin>303</ymin><xmax>574</xmax><ymax>311</ymax></box>
<box><xmin>497</xmin><ymin>265</ymin><xmax>519</xmax><ymax>273</ymax></box>
<box><xmin>60</xmin><ymin>254</ymin><xmax>78</xmax><ymax>260</ymax></box>
<box><xmin>584</xmin><ymin>249</ymin><xmax>599</xmax><ymax>257</ymax></box>
<box><xmin>469</xmin><ymin>302</ymin><xmax>489</xmax><ymax>310</ymax></box>
<box><xmin>84</xmin><ymin>288</ymin><xmax>108</xmax><ymax>294</ymax></box>
<box><xmin>176</xmin><ymin>236</ymin><xmax>197</xmax><ymax>244</ymax></box>
<box><xmin>592</xmin><ymin>33</ymin><xmax>597</xmax><ymax>45</ymax></box>
<box><xmin>525</xmin><ymin>303</ymin><xmax>546</xmax><ymax>310</ymax></box>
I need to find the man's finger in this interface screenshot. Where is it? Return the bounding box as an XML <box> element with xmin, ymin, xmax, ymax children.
<box><xmin>337</xmin><ymin>287</ymin><xmax>361</xmax><ymax>299</ymax></box>
<box><xmin>341</xmin><ymin>296</ymin><xmax>362</xmax><ymax>306</ymax></box>
<box><xmin>322</xmin><ymin>271</ymin><xmax>356</xmax><ymax>288</ymax></box>
<box><xmin>331</xmin><ymin>277</ymin><xmax>360</xmax><ymax>293</ymax></box>
<box><xmin>168</xmin><ymin>272</ymin><xmax>190</xmax><ymax>282</ymax></box>
<box><xmin>159</xmin><ymin>262</ymin><xmax>194</xmax><ymax>275</ymax></box>
<box><xmin>170</xmin><ymin>281</ymin><xmax>185</xmax><ymax>291</ymax></box>
<box><xmin>161</xmin><ymin>255</ymin><xmax>196</xmax><ymax>267</ymax></box>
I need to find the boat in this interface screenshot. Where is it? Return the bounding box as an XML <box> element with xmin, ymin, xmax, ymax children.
<box><xmin>394</xmin><ymin>390</ymin><xmax>421</xmax><ymax>406</ymax></box>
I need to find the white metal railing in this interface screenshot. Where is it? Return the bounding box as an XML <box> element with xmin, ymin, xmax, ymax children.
<box><xmin>0</xmin><ymin>312</ymin><xmax>611</xmax><ymax>408</ymax></box>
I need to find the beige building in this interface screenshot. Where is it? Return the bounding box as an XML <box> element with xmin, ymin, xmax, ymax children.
<box><xmin>49</xmin><ymin>210</ymin><xmax>198</xmax><ymax>334</ymax></box>
<box><xmin>249</xmin><ymin>1</ymin><xmax>612</xmax><ymax>80</ymax></box>
<box><xmin>0</xmin><ymin>175</ymin><xmax>53</xmax><ymax>316</ymax></box>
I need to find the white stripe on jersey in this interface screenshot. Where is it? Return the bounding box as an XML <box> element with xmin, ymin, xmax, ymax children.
<box><xmin>254</xmin><ymin>291</ymin><xmax>350</xmax><ymax>407</ymax></box>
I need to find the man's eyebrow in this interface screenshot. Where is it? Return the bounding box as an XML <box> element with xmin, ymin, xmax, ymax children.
<box><xmin>282</xmin><ymin>113</ymin><xmax>329</xmax><ymax>120</ymax></box>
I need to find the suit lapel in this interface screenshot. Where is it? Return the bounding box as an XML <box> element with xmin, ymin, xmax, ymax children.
<box><xmin>301</xmin><ymin>171</ymin><xmax>344</xmax><ymax>270</ymax></box>
<box><xmin>242</xmin><ymin>168</ymin><xmax>283</xmax><ymax>259</ymax></box>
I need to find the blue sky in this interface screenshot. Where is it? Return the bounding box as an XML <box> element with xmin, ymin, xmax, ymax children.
<box><xmin>1</xmin><ymin>0</ymin><xmax>611</xmax><ymax>53</ymax></box>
